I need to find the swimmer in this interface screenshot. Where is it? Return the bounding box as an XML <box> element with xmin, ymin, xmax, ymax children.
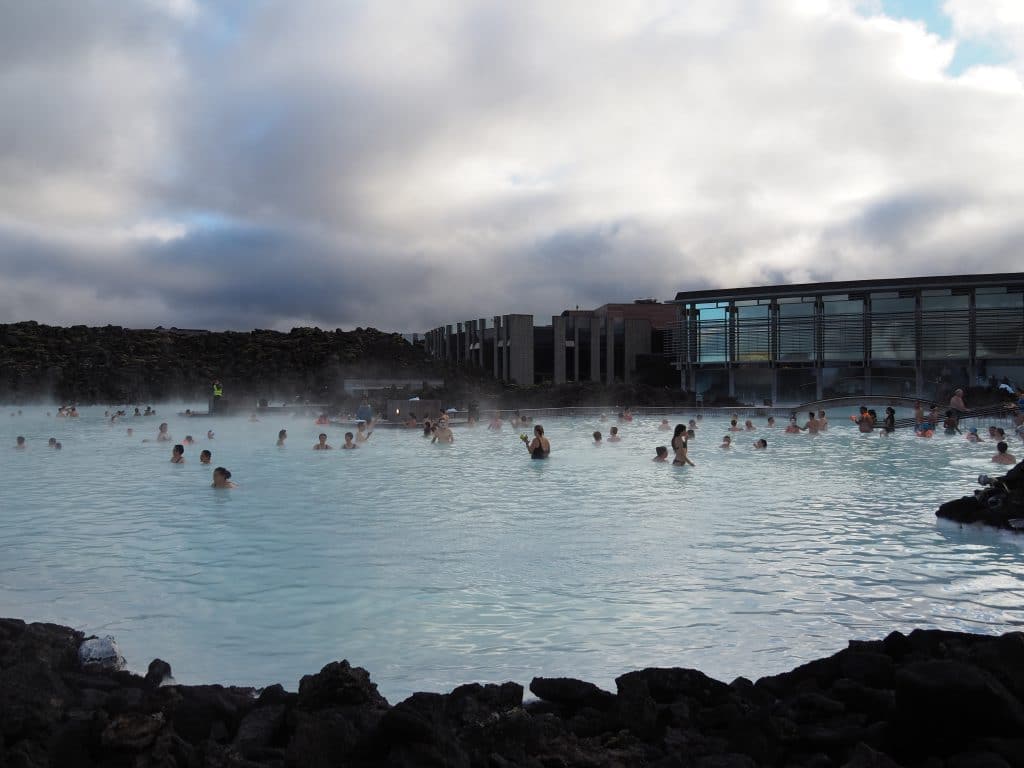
<box><xmin>126</xmin><ymin>428</ymin><xmax>133</xmax><ymax>437</ymax></box>
<box><xmin>342</xmin><ymin>432</ymin><xmax>358</xmax><ymax>449</ymax></box>
<box><xmin>207</xmin><ymin>430</ymin><xmax>214</xmax><ymax>440</ymax></box>
<box><xmin>432</xmin><ymin>423</ymin><xmax>455</xmax><ymax>444</ymax></box>
<box><xmin>942</xmin><ymin>410</ymin><xmax>960</xmax><ymax>435</ymax></box>
<box><xmin>200</xmin><ymin>449</ymin><xmax>212</xmax><ymax>465</ymax></box>
<box><xmin>671</xmin><ymin>425</ymin><xmax>695</xmax><ymax>466</ymax></box>
<box><xmin>54</xmin><ymin>442</ymin><xmax>62</xmax><ymax>450</ymax></box>
<box><xmin>183</xmin><ymin>435</ymin><xmax>195</xmax><ymax>446</ymax></box>
<box><xmin>801</xmin><ymin>411</ymin><xmax>820</xmax><ymax>435</ymax></box>
<box><xmin>688</xmin><ymin>419</ymin><xmax>697</xmax><ymax>429</ymax></box>
<box><xmin>15</xmin><ymin>436</ymin><xmax>26</xmax><ymax>450</ymax></box>
<box><xmin>654</xmin><ymin>446</ymin><xmax>669</xmax><ymax>462</ymax></box>
<box><xmin>249</xmin><ymin>412</ymin><xmax>260</xmax><ymax>422</ymax></box>
<box><xmin>212</xmin><ymin>466</ymin><xmax>237</xmax><ymax>489</ymax></box>
<box><xmin>753</xmin><ymin>438</ymin><xmax>768</xmax><ymax>449</ymax></box>
<box><xmin>156</xmin><ymin>423</ymin><xmax>171</xmax><ymax>442</ymax></box>
<box><xmin>817</xmin><ymin>411</ymin><xmax>828</xmax><ymax>430</ymax></box>
<box><xmin>593</xmin><ymin>431</ymin><xmax>602</xmax><ymax>445</ymax></box>
<box><xmin>313</xmin><ymin>433</ymin><xmax>333</xmax><ymax>450</ymax></box>
<box><xmin>728</xmin><ymin>419</ymin><xmax>742</xmax><ymax>432</ymax></box>
<box><xmin>277</xmin><ymin>429</ymin><xmax>287</xmax><ymax>447</ymax></box>
<box><xmin>48</xmin><ymin>437</ymin><xmax>56</xmax><ymax>448</ymax></box>
<box><xmin>133</xmin><ymin>408</ymin><xmax>141</xmax><ymax>417</ymax></box>
<box><xmin>686</xmin><ymin>428</ymin><xmax>696</xmax><ymax>440</ymax></box>
<box><xmin>966</xmin><ymin>427</ymin><xmax>983</xmax><ymax>443</ymax></box>
<box><xmin>767</xmin><ymin>416</ymin><xmax>776</xmax><ymax>428</ymax></box>
<box><xmin>405</xmin><ymin>413</ymin><xmax>418</xmax><ymax>428</ymax></box>
<box><xmin>525</xmin><ymin>424</ymin><xmax>550</xmax><ymax>459</ymax></box>
<box><xmin>853</xmin><ymin>407</ymin><xmax>874</xmax><ymax>433</ymax></box>
<box><xmin>659</xmin><ymin>419</ymin><xmax>671</xmax><ymax>431</ymax></box>
<box><xmin>993</xmin><ymin>442</ymin><xmax>1016</xmax><ymax>465</ymax></box>
<box><xmin>720</xmin><ymin>435</ymin><xmax>732</xmax><ymax>449</ymax></box>
<box><xmin>599</xmin><ymin>414</ymin><xmax>608</xmax><ymax>423</ymax></box>
<box><xmin>744</xmin><ymin>420</ymin><xmax>755</xmax><ymax>431</ymax></box>
<box><xmin>608</xmin><ymin>426</ymin><xmax>621</xmax><ymax>443</ymax></box>
<box><xmin>355</xmin><ymin>422</ymin><xmax>371</xmax><ymax>443</ymax></box>
<box><xmin>170</xmin><ymin>444</ymin><xmax>185</xmax><ymax>464</ymax></box>
<box><xmin>784</xmin><ymin>418</ymin><xmax>802</xmax><ymax>434</ymax></box>
<box><xmin>422</xmin><ymin>419</ymin><xmax>434</xmax><ymax>437</ymax></box>
<box><xmin>882</xmin><ymin>407</ymin><xmax>896</xmax><ymax>435</ymax></box>
<box><xmin>487</xmin><ymin>413</ymin><xmax>503</xmax><ymax>431</ymax></box>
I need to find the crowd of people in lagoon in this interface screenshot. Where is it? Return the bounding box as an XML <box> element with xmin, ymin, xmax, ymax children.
<box><xmin>12</xmin><ymin>387</ymin><xmax>1024</xmax><ymax>481</ymax></box>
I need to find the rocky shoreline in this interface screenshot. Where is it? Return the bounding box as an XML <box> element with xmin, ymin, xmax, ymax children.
<box><xmin>3</xmin><ymin>618</ymin><xmax>1023</xmax><ymax>767</ymax></box>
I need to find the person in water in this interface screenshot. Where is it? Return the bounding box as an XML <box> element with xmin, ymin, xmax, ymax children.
<box><xmin>654</xmin><ymin>446</ymin><xmax>669</xmax><ymax>462</ymax></box>
<box><xmin>200</xmin><ymin>449</ymin><xmax>212</xmax><ymax>465</ymax></box>
<box><xmin>817</xmin><ymin>410</ymin><xmax>828</xmax><ymax>430</ymax></box>
<box><xmin>659</xmin><ymin>419</ymin><xmax>671</xmax><ymax>431</ymax></box>
<box><xmin>767</xmin><ymin>416</ymin><xmax>776</xmax><ymax>428</ymax></box>
<box><xmin>753</xmin><ymin>438</ymin><xmax>768</xmax><ymax>449</ymax></box>
<box><xmin>950</xmin><ymin>388</ymin><xmax>967</xmax><ymax>412</ymax></box>
<box><xmin>15</xmin><ymin>436</ymin><xmax>26</xmax><ymax>450</ymax></box>
<box><xmin>313</xmin><ymin>433</ymin><xmax>333</xmax><ymax>450</ymax></box>
<box><xmin>728</xmin><ymin>419</ymin><xmax>743</xmax><ymax>432</ymax></box>
<box><xmin>670</xmin><ymin>425</ymin><xmax>695</xmax><ymax>466</ymax></box>
<box><xmin>784</xmin><ymin>418</ymin><xmax>802</xmax><ymax>434</ymax></box>
<box><xmin>801</xmin><ymin>411</ymin><xmax>820</xmax><ymax>434</ymax></box>
<box><xmin>432</xmin><ymin>423</ymin><xmax>455</xmax><ymax>444</ymax></box>
<box><xmin>882</xmin><ymin>407</ymin><xmax>896</xmax><ymax>435</ymax></box>
<box><xmin>355</xmin><ymin>422</ymin><xmax>371</xmax><ymax>443</ymax></box>
<box><xmin>47</xmin><ymin>437</ymin><xmax>56</xmax><ymax>448</ymax></box>
<box><xmin>488</xmin><ymin>413</ymin><xmax>503</xmax><ymax>431</ymax></box>
<box><xmin>156</xmin><ymin>423</ymin><xmax>171</xmax><ymax>442</ymax></box>
<box><xmin>170</xmin><ymin>444</ymin><xmax>185</xmax><ymax>464</ymax></box>
<box><xmin>206</xmin><ymin>430</ymin><xmax>214</xmax><ymax>440</ymax></box>
<box><xmin>608</xmin><ymin>426</ymin><xmax>622</xmax><ymax>443</ymax></box>
<box><xmin>525</xmin><ymin>424</ymin><xmax>550</xmax><ymax>459</ymax></box>
<box><xmin>212</xmin><ymin>466</ymin><xmax>237</xmax><ymax>488</ymax></box>
<box><xmin>993</xmin><ymin>442</ymin><xmax>1017</xmax><ymax>465</ymax></box>
<box><xmin>943</xmin><ymin>410</ymin><xmax>960</xmax><ymax>435</ymax></box>
<box><xmin>593</xmin><ymin>431</ymin><xmax>602</xmax><ymax>445</ymax></box>
<box><xmin>342</xmin><ymin>432</ymin><xmax>358</xmax><ymax>449</ymax></box>
<box><xmin>966</xmin><ymin>427</ymin><xmax>983</xmax><ymax>443</ymax></box>
<box><xmin>277</xmin><ymin>429</ymin><xmax>287</xmax><ymax>446</ymax></box>
<box><xmin>744</xmin><ymin>419</ymin><xmax>756</xmax><ymax>431</ymax></box>
<box><xmin>720</xmin><ymin>435</ymin><xmax>733</xmax><ymax>449</ymax></box>
<box><xmin>183</xmin><ymin>435</ymin><xmax>195</xmax><ymax>446</ymax></box>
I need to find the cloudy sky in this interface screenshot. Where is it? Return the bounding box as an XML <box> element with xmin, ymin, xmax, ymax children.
<box><xmin>1</xmin><ymin>0</ymin><xmax>1023</xmax><ymax>332</ymax></box>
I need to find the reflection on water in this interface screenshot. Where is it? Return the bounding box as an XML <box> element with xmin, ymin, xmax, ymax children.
<box><xmin>1</xmin><ymin>406</ymin><xmax>1022</xmax><ymax>701</ymax></box>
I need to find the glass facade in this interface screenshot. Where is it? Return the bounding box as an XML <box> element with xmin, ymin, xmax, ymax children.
<box><xmin>672</xmin><ymin>276</ymin><xmax>1024</xmax><ymax>403</ymax></box>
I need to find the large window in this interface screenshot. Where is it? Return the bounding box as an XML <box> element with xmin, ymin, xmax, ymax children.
<box><xmin>870</xmin><ymin>293</ymin><xmax>916</xmax><ymax>361</ymax></box>
<box><xmin>976</xmin><ymin>288</ymin><xmax>1024</xmax><ymax>358</ymax></box>
<box><xmin>921</xmin><ymin>291</ymin><xmax>969</xmax><ymax>360</ymax></box>
<box><xmin>777</xmin><ymin>298</ymin><xmax>816</xmax><ymax>362</ymax></box>
<box><xmin>696</xmin><ymin>303</ymin><xmax>729</xmax><ymax>363</ymax></box>
<box><xmin>822</xmin><ymin>296</ymin><xmax>865</xmax><ymax>361</ymax></box>
<box><xmin>735</xmin><ymin>302</ymin><xmax>770</xmax><ymax>362</ymax></box>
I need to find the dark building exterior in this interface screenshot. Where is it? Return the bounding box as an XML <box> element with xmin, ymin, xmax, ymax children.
<box><xmin>670</xmin><ymin>273</ymin><xmax>1024</xmax><ymax>404</ymax></box>
<box><xmin>424</xmin><ymin>302</ymin><xmax>675</xmax><ymax>386</ymax></box>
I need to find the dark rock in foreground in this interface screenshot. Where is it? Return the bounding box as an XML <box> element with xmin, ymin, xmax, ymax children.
<box><xmin>2</xmin><ymin>617</ymin><xmax>1024</xmax><ymax>767</ymax></box>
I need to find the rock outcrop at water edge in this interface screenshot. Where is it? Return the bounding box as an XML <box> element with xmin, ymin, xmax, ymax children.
<box><xmin>3</xmin><ymin>617</ymin><xmax>1024</xmax><ymax>767</ymax></box>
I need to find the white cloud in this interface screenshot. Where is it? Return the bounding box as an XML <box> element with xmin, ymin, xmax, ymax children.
<box><xmin>0</xmin><ymin>1</ymin><xmax>1023</xmax><ymax>332</ymax></box>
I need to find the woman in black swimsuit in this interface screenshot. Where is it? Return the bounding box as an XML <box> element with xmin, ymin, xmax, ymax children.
<box><xmin>526</xmin><ymin>424</ymin><xmax>550</xmax><ymax>459</ymax></box>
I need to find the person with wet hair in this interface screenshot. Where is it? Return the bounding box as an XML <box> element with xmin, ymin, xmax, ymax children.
<box><xmin>277</xmin><ymin>429</ymin><xmax>287</xmax><ymax>447</ymax></box>
<box><xmin>313</xmin><ymin>433</ymin><xmax>332</xmax><ymax>450</ymax></box>
<box><xmin>342</xmin><ymin>432</ymin><xmax>358</xmax><ymax>449</ymax></box>
<box><xmin>993</xmin><ymin>442</ymin><xmax>1017</xmax><ymax>466</ymax></box>
<box><xmin>608</xmin><ymin>426</ymin><xmax>622</xmax><ymax>443</ymax></box>
<box><xmin>15</xmin><ymin>436</ymin><xmax>26</xmax><ymax>450</ymax></box>
<box><xmin>524</xmin><ymin>424</ymin><xmax>549</xmax><ymax>459</ymax></box>
<box><xmin>212</xmin><ymin>467</ymin><xmax>237</xmax><ymax>488</ymax></box>
<box><xmin>170</xmin><ymin>444</ymin><xmax>185</xmax><ymax>464</ymax></box>
<box><xmin>753</xmin><ymin>438</ymin><xmax>768</xmax><ymax>449</ymax></box>
<box><xmin>592</xmin><ymin>431</ymin><xmax>602</xmax><ymax>445</ymax></box>
<box><xmin>200</xmin><ymin>449</ymin><xmax>212</xmax><ymax>465</ymax></box>
<box><xmin>653</xmin><ymin>446</ymin><xmax>669</xmax><ymax>462</ymax></box>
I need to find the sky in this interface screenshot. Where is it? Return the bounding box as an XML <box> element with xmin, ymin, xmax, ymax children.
<box><xmin>1</xmin><ymin>0</ymin><xmax>1023</xmax><ymax>333</ymax></box>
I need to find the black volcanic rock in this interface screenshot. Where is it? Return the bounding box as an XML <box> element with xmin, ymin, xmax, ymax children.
<box><xmin>0</xmin><ymin>322</ymin><xmax>436</xmax><ymax>404</ymax></box>
<box><xmin>5</xmin><ymin>618</ymin><xmax>1024</xmax><ymax>767</ymax></box>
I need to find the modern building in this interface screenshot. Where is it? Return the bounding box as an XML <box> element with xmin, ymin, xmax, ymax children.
<box><xmin>424</xmin><ymin>302</ymin><xmax>675</xmax><ymax>386</ymax></box>
<box><xmin>669</xmin><ymin>272</ymin><xmax>1024</xmax><ymax>404</ymax></box>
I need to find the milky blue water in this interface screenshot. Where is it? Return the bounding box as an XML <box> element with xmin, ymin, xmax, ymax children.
<box><xmin>1</xmin><ymin>405</ymin><xmax>1022</xmax><ymax>701</ymax></box>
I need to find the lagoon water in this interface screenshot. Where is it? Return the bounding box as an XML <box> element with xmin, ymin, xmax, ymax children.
<box><xmin>1</xmin><ymin>405</ymin><xmax>1022</xmax><ymax>701</ymax></box>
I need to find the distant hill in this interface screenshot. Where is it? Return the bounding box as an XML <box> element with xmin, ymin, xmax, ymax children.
<box><xmin>0</xmin><ymin>322</ymin><xmax>437</xmax><ymax>404</ymax></box>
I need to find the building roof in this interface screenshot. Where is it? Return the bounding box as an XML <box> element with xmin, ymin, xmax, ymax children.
<box><xmin>673</xmin><ymin>272</ymin><xmax>1024</xmax><ymax>303</ymax></box>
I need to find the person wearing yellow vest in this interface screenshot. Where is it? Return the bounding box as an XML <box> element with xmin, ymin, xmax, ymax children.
<box><xmin>213</xmin><ymin>380</ymin><xmax>223</xmax><ymax>399</ymax></box>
